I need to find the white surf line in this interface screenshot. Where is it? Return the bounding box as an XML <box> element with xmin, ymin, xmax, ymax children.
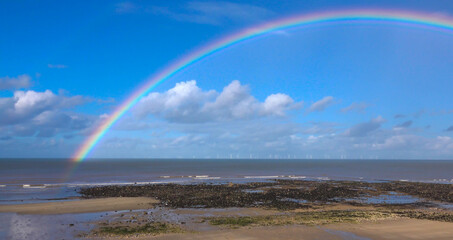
<box><xmin>23</xmin><ymin>184</ymin><xmax>46</xmax><ymax>189</ymax></box>
<box><xmin>288</xmin><ymin>176</ymin><xmax>307</xmax><ymax>179</ymax></box>
<box><xmin>315</xmin><ymin>177</ymin><xmax>330</xmax><ymax>180</ymax></box>
<box><xmin>192</xmin><ymin>175</ymin><xmax>222</xmax><ymax>180</ymax></box>
<box><xmin>66</xmin><ymin>180</ymin><xmax>187</xmax><ymax>187</ymax></box>
<box><xmin>244</xmin><ymin>176</ymin><xmax>280</xmax><ymax>179</ymax></box>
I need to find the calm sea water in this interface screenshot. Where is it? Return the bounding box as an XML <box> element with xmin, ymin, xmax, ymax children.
<box><xmin>1</xmin><ymin>159</ymin><xmax>453</xmax><ymax>203</ymax></box>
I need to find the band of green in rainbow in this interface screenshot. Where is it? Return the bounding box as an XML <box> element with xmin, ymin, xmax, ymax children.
<box><xmin>71</xmin><ymin>9</ymin><xmax>453</xmax><ymax>162</ymax></box>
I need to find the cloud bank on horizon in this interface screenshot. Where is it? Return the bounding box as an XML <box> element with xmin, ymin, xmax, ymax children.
<box><xmin>1</xmin><ymin>78</ymin><xmax>452</xmax><ymax>159</ymax></box>
<box><xmin>1</xmin><ymin>0</ymin><xmax>453</xmax><ymax>159</ymax></box>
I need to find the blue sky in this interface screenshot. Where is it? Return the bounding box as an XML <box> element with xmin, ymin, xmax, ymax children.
<box><xmin>1</xmin><ymin>0</ymin><xmax>453</xmax><ymax>159</ymax></box>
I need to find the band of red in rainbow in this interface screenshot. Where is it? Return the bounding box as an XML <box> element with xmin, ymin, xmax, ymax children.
<box><xmin>72</xmin><ymin>9</ymin><xmax>453</xmax><ymax>162</ymax></box>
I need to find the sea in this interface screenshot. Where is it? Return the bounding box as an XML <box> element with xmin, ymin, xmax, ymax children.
<box><xmin>1</xmin><ymin>158</ymin><xmax>453</xmax><ymax>205</ymax></box>
<box><xmin>1</xmin><ymin>158</ymin><xmax>453</xmax><ymax>239</ymax></box>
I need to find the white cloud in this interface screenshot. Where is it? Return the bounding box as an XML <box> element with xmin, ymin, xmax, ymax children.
<box><xmin>13</xmin><ymin>90</ymin><xmax>58</xmax><ymax>115</ymax></box>
<box><xmin>365</xmin><ymin>134</ymin><xmax>453</xmax><ymax>157</ymax></box>
<box><xmin>1</xmin><ymin>80</ymin><xmax>452</xmax><ymax>159</ymax></box>
<box><xmin>1</xmin><ymin>90</ymin><xmax>88</xmax><ymax>122</ymax></box>
<box><xmin>394</xmin><ymin>114</ymin><xmax>406</xmax><ymax>119</ymax></box>
<box><xmin>187</xmin><ymin>1</ymin><xmax>272</xmax><ymax>24</ymax></box>
<box><xmin>151</xmin><ymin>1</ymin><xmax>273</xmax><ymax>25</ymax></box>
<box><xmin>303</xmin><ymin>122</ymin><xmax>337</xmax><ymax>135</ymax></box>
<box><xmin>394</xmin><ymin>120</ymin><xmax>413</xmax><ymax>129</ymax></box>
<box><xmin>202</xmin><ymin>80</ymin><xmax>259</xmax><ymax>120</ymax></box>
<box><xmin>372</xmin><ymin>134</ymin><xmax>421</xmax><ymax>150</ymax></box>
<box><xmin>341</xmin><ymin>102</ymin><xmax>368</xmax><ymax>113</ymax></box>
<box><xmin>0</xmin><ymin>90</ymin><xmax>94</xmax><ymax>138</ymax></box>
<box><xmin>308</xmin><ymin>96</ymin><xmax>334</xmax><ymax>112</ymax></box>
<box><xmin>426</xmin><ymin>136</ymin><xmax>453</xmax><ymax>151</ymax></box>
<box><xmin>115</xmin><ymin>2</ymin><xmax>138</xmax><ymax>13</ymax></box>
<box><xmin>344</xmin><ymin>116</ymin><xmax>386</xmax><ymax>137</ymax></box>
<box><xmin>0</xmin><ymin>74</ymin><xmax>32</xmax><ymax>90</ymax></box>
<box><xmin>134</xmin><ymin>80</ymin><xmax>300</xmax><ymax>123</ymax></box>
<box><xmin>47</xmin><ymin>64</ymin><xmax>67</xmax><ymax>69</ymax></box>
<box><xmin>135</xmin><ymin>80</ymin><xmax>216</xmax><ymax>122</ymax></box>
<box><xmin>263</xmin><ymin>93</ymin><xmax>299</xmax><ymax>116</ymax></box>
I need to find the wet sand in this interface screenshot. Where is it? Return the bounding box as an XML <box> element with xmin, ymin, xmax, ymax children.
<box><xmin>83</xmin><ymin>203</ymin><xmax>453</xmax><ymax>240</ymax></box>
<box><xmin>2</xmin><ymin>180</ymin><xmax>452</xmax><ymax>239</ymax></box>
<box><xmin>110</xmin><ymin>225</ymin><xmax>344</xmax><ymax>240</ymax></box>
<box><xmin>326</xmin><ymin>218</ymin><xmax>453</xmax><ymax>240</ymax></box>
<box><xmin>0</xmin><ymin>197</ymin><xmax>158</xmax><ymax>214</ymax></box>
<box><xmin>1</xmin><ymin>199</ymin><xmax>452</xmax><ymax>240</ymax></box>
<box><xmin>90</xmin><ymin>218</ymin><xmax>453</xmax><ymax>240</ymax></box>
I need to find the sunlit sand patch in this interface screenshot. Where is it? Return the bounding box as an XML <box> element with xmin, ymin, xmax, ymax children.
<box><xmin>0</xmin><ymin>197</ymin><xmax>159</xmax><ymax>215</ymax></box>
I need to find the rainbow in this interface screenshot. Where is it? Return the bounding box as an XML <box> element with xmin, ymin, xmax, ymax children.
<box><xmin>72</xmin><ymin>9</ymin><xmax>453</xmax><ymax>162</ymax></box>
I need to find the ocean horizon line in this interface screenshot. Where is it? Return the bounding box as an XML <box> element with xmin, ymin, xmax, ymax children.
<box><xmin>2</xmin><ymin>157</ymin><xmax>453</xmax><ymax>161</ymax></box>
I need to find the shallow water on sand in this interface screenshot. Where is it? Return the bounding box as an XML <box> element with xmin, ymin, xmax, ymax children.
<box><xmin>320</xmin><ymin>227</ymin><xmax>372</xmax><ymax>240</ymax></box>
<box><xmin>0</xmin><ymin>212</ymin><xmax>104</xmax><ymax>240</ymax></box>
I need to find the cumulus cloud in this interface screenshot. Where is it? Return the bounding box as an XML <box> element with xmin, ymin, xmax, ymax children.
<box><xmin>0</xmin><ymin>90</ymin><xmax>93</xmax><ymax>138</ymax></box>
<box><xmin>263</xmin><ymin>94</ymin><xmax>298</xmax><ymax>116</ymax></box>
<box><xmin>134</xmin><ymin>80</ymin><xmax>216</xmax><ymax>122</ymax></box>
<box><xmin>446</xmin><ymin>126</ymin><xmax>453</xmax><ymax>132</ymax></box>
<box><xmin>110</xmin><ymin>83</ymin><xmax>452</xmax><ymax>159</ymax></box>
<box><xmin>13</xmin><ymin>90</ymin><xmax>58</xmax><ymax>115</ymax></box>
<box><xmin>0</xmin><ymin>74</ymin><xmax>32</xmax><ymax>90</ymax></box>
<box><xmin>17</xmin><ymin>111</ymin><xmax>91</xmax><ymax>138</ymax></box>
<box><xmin>134</xmin><ymin>80</ymin><xmax>301</xmax><ymax>123</ymax></box>
<box><xmin>0</xmin><ymin>90</ymin><xmax>89</xmax><ymax>125</ymax></box>
<box><xmin>1</xmin><ymin>90</ymin><xmax>58</xmax><ymax>125</ymax></box>
<box><xmin>344</xmin><ymin>116</ymin><xmax>386</xmax><ymax>137</ymax></box>
<box><xmin>2</xmin><ymin>79</ymin><xmax>452</xmax><ymax>159</ymax></box>
<box><xmin>308</xmin><ymin>96</ymin><xmax>334</xmax><ymax>112</ymax></box>
<box><xmin>394</xmin><ymin>114</ymin><xmax>406</xmax><ymax>119</ymax></box>
<box><xmin>341</xmin><ymin>102</ymin><xmax>368</xmax><ymax>113</ymax></box>
<box><xmin>202</xmin><ymin>80</ymin><xmax>261</xmax><ymax>120</ymax></box>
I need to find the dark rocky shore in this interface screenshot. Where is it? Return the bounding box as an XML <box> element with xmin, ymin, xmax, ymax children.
<box><xmin>78</xmin><ymin>180</ymin><xmax>453</xmax><ymax>237</ymax></box>
<box><xmin>79</xmin><ymin>180</ymin><xmax>453</xmax><ymax>210</ymax></box>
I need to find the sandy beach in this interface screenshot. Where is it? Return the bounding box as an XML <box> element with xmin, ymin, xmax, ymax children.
<box><xmin>141</xmin><ymin>219</ymin><xmax>453</xmax><ymax>240</ymax></box>
<box><xmin>327</xmin><ymin>219</ymin><xmax>453</xmax><ymax>240</ymax></box>
<box><xmin>0</xmin><ymin>197</ymin><xmax>158</xmax><ymax>214</ymax></box>
<box><xmin>1</xmin><ymin>180</ymin><xmax>452</xmax><ymax>239</ymax></box>
<box><xmin>84</xmin><ymin>206</ymin><xmax>453</xmax><ymax>240</ymax></box>
<box><xmin>2</xmin><ymin>199</ymin><xmax>453</xmax><ymax>240</ymax></box>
